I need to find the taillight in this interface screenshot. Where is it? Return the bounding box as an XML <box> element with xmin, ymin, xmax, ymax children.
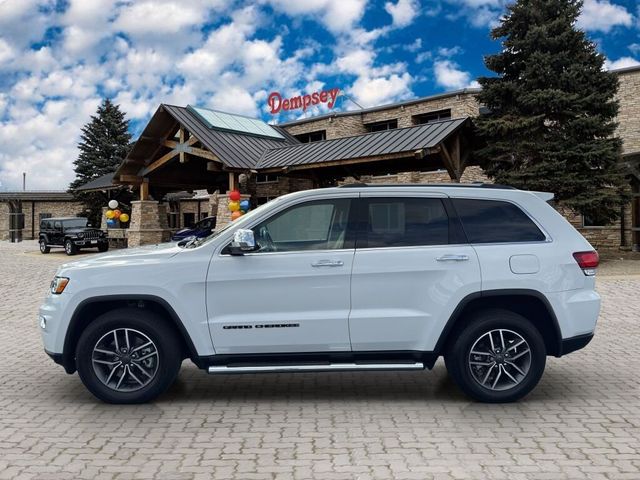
<box><xmin>573</xmin><ymin>251</ymin><xmax>599</xmax><ymax>276</ymax></box>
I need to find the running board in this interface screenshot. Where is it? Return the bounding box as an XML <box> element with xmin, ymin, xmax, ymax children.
<box><xmin>208</xmin><ymin>362</ymin><xmax>424</xmax><ymax>374</ymax></box>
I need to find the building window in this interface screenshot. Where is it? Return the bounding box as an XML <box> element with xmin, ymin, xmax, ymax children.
<box><xmin>256</xmin><ymin>196</ymin><xmax>276</xmax><ymax>205</ymax></box>
<box><xmin>412</xmin><ymin>109</ymin><xmax>452</xmax><ymax>125</ymax></box>
<box><xmin>582</xmin><ymin>213</ymin><xmax>609</xmax><ymax>228</ymax></box>
<box><xmin>183</xmin><ymin>212</ymin><xmax>195</xmax><ymax>228</ymax></box>
<box><xmin>294</xmin><ymin>130</ymin><xmax>326</xmax><ymax>143</ymax></box>
<box><xmin>365</xmin><ymin>119</ymin><xmax>398</xmax><ymax>132</ymax></box>
<box><xmin>256</xmin><ymin>174</ymin><xmax>280</xmax><ymax>184</ymax></box>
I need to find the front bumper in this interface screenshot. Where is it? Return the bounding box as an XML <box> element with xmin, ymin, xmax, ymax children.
<box><xmin>73</xmin><ymin>238</ymin><xmax>108</xmax><ymax>246</ymax></box>
<box><xmin>45</xmin><ymin>349</ymin><xmax>76</xmax><ymax>374</ymax></box>
<box><xmin>559</xmin><ymin>333</ymin><xmax>594</xmax><ymax>356</ymax></box>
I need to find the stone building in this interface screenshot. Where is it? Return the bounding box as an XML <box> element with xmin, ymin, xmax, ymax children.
<box><xmin>3</xmin><ymin>67</ymin><xmax>638</xmax><ymax>250</ymax></box>
<box><xmin>0</xmin><ymin>192</ymin><xmax>84</xmax><ymax>241</ymax></box>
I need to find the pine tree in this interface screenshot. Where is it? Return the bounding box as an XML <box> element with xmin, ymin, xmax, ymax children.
<box><xmin>475</xmin><ymin>0</ymin><xmax>629</xmax><ymax>222</ymax></box>
<box><xmin>70</xmin><ymin>99</ymin><xmax>132</xmax><ymax>224</ymax></box>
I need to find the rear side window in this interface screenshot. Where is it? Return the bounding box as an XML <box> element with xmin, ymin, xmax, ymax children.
<box><xmin>452</xmin><ymin>198</ymin><xmax>546</xmax><ymax>243</ymax></box>
<box><xmin>359</xmin><ymin>197</ymin><xmax>449</xmax><ymax>248</ymax></box>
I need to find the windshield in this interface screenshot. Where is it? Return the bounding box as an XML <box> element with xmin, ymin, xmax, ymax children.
<box><xmin>63</xmin><ymin>218</ymin><xmax>89</xmax><ymax>229</ymax></box>
<box><xmin>182</xmin><ymin>198</ymin><xmax>282</xmax><ymax>248</ymax></box>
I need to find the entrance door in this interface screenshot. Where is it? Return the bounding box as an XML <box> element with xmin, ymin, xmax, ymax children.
<box><xmin>206</xmin><ymin>196</ymin><xmax>357</xmax><ymax>354</ymax></box>
<box><xmin>349</xmin><ymin>194</ymin><xmax>481</xmax><ymax>352</ymax></box>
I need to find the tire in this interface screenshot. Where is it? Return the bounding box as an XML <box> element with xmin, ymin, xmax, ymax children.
<box><xmin>75</xmin><ymin>308</ymin><xmax>182</xmax><ymax>404</ymax></box>
<box><xmin>39</xmin><ymin>239</ymin><xmax>50</xmax><ymax>254</ymax></box>
<box><xmin>98</xmin><ymin>243</ymin><xmax>109</xmax><ymax>253</ymax></box>
<box><xmin>444</xmin><ymin>309</ymin><xmax>546</xmax><ymax>403</ymax></box>
<box><xmin>64</xmin><ymin>239</ymin><xmax>77</xmax><ymax>256</ymax></box>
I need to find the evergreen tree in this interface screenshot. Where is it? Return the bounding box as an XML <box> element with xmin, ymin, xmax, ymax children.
<box><xmin>475</xmin><ymin>0</ymin><xmax>629</xmax><ymax>222</ymax></box>
<box><xmin>70</xmin><ymin>99</ymin><xmax>132</xmax><ymax>224</ymax></box>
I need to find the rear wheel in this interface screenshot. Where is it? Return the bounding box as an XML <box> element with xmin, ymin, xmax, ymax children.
<box><xmin>64</xmin><ymin>239</ymin><xmax>77</xmax><ymax>256</ymax></box>
<box><xmin>39</xmin><ymin>239</ymin><xmax>50</xmax><ymax>254</ymax></box>
<box><xmin>75</xmin><ymin>308</ymin><xmax>182</xmax><ymax>404</ymax></box>
<box><xmin>445</xmin><ymin>309</ymin><xmax>546</xmax><ymax>403</ymax></box>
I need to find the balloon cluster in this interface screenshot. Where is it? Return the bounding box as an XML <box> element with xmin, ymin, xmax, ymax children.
<box><xmin>105</xmin><ymin>200</ymin><xmax>129</xmax><ymax>227</ymax></box>
<box><xmin>228</xmin><ymin>190</ymin><xmax>250</xmax><ymax>220</ymax></box>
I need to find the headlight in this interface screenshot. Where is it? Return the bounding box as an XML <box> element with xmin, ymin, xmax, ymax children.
<box><xmin>50</xmin><ymin>277</ymin><xmax>69</xmax><ymax>295</ymax></box>
<box><xmin>77</xmin><ymin>233</ymin><xmax>84</xmax><ymax>238</ymax></box>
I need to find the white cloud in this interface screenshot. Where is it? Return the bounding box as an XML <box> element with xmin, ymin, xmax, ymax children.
<box><xmin>630</xmin><ymin>44</ymin><xmax>640</xmax><ymax>55</ymax></box>
<box><xmin>442</xmin><ymin>0</ymin><xmax>507</xmax><ymax>28</ymax></box>
<box><xmin>433</xmin><ymin>59</ymin><xmax>479</xmax><ymax>89</ymax></box>
<box><xmin>604</xmin><ymin>57</ymin><xmax>640</xmax><ymax>70</ymax></box>
<box><xmin>261</xmin><ymin>0</ymin><xmax>367</xmax><ymax>33</ymax></box>
<box><xmin>350</xmin><ymin>73</ymin><xmax>413</xmax><ymax>106</ymax></box>
<box><xmin>384</xmin><ymin>0</ymin><xmax>420</xmax><ymax>28</ymax></box>
<box><xmin>0</xmin><ymin>38</ymin><xmax>14</xmax><ymax>65</ymax></box>
<box><xmin>577</xmin><ymin>0</ymin><xmax>633</xmax><ymax>32</ymax></box>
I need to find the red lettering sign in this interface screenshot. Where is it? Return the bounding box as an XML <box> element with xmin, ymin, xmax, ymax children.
<box><xmin>267</xmin><ymin>88</ymin><xmax>341</xmax><ymax>114</ymax></box>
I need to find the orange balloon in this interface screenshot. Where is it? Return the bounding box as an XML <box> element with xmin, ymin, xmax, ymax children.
<box><xmin>113</xmin><ymin>209</ymin><xmax>122</xmax><ymax>219</ymax></box>
<box><xmin>231</xmin><ymin>211</ymin><xmax>242</xmax><ymax>220</ymax></box>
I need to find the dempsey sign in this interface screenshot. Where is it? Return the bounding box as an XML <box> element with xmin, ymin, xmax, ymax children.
<box><xmin>267</xmin><ymin>88</ymin><xmax>340</xmax><ymax>114</ymax></box>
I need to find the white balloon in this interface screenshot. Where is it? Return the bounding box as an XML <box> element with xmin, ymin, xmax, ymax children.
<box><xmin>108</xmin><ymin>200</ymin><xmax>118</xmax><ymax>209</ymax></box>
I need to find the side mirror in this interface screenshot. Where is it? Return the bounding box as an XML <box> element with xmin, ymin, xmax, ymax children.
<box><xmin>229</xmin><ymin>229</ymin><xmax>256</xmax><ymax>255</ymax></box>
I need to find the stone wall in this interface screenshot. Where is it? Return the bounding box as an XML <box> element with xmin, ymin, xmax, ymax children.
<box><xmin>556</xmin><ymin>204</ymin><xmax>632</xmax><ymax>252</ymax></box>
<box><xmin>283</xmin><ymin>91</ymin><xmax>481</xmax><ymax>140</ymax></box>
<box><xmin>339</xmin><ymin>166</ymin><xmax>490</xmax><ymax>186</ymax></box>
<box><xmin>616</xmin><ymin>68</ymin><xmax>640</xmax><ymax>155</ymax></box>
<box><xmin>0</xmin><ymin>200</ymin><xmax>84</xmax><ymax>241</ymax></box>
<box><xmin>127</xmin><ymin>201</ymin><xmax>170</xmax><ymax>247</ymax></box>
<box><xmin>0</xmin><ymin>203</ymin><xmax>9</xmax><ymax>241</ymax></box>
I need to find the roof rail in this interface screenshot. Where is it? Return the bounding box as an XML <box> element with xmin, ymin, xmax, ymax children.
<box><xmin>338</xmin><ymin>182</ymin><xmax>516</xmax><ymax>190</ymax></box>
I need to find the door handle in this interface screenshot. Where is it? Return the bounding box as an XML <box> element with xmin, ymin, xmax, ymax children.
<box><xmin>436</xmin><ymin>254</ymin><xmax>469</xmax><ymax>262</ymax></box>
<box><xmin>311</xmin><ymin>259</ymin><xmax>344</xmax><ymax>267</ymax></box>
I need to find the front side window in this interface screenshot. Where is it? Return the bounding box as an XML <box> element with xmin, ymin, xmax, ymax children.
<box><xmin>252</xmin><ymin>199</ymin><xmax>352</xmax><ymax>252</ymax></box>
<box><xmin>359</xmin><ymin>197</ymin><xmax>449</xmax><ymax>248</ymax></box>
<box><xmin>451</xmin><ymin>198</ymin><xmax>546</xmax><ymax>243</ymax></box>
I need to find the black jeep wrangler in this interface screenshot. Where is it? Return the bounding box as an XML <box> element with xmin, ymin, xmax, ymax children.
<box><xmin>39</xmin><ymin>217</ymin><xmax>108</xmax><ymax>256</ymax></box>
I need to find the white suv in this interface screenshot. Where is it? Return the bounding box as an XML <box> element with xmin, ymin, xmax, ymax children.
<box><xmin>39</xmin><ymin>184</ymin><xmax>600</xmax><ymax>404</ymax></box>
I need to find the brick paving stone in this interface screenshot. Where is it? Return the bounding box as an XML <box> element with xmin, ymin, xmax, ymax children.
<box><xmin>0</xmin><ymin>240</ymin><xmax>639</xmax><ymax>479</ymax></box>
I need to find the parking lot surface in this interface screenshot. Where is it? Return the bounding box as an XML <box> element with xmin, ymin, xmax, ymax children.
<box><xmin>0</xmin><ymin>241</ymin><xmax>639</xmax><ymax>480</ymax></box>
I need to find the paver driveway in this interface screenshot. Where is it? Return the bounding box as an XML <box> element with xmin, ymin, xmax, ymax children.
<box><xmin>0</xmin><ymin>241</ymin><xmax>639</xmax><ymax>480</ymax></box>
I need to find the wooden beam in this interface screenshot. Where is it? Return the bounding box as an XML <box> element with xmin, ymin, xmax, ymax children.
<box><xmin>163</xmin><ymin>136</ymin><xmax>198</xmax><ymax>149</ymax></box>
<box><xmin>140</xmin><ymin>178</ymin><xmax>149</xmax><ymax>200</ymax></box>
<box><xmin>119</xmin><ymin>174</ymin><xmax>143</xmax><ymax>184</ymax></box>
<box><xmin>186</xmin><ymin>147</ymin><xmax>221</xmax><ymax>162</ymax></box>
<box><xmin>439</xmin><ymin>142</ymin><xmax>459</xmax><ymax>182</ymax></box>
<box><xmin>228</xmin><ymin>172</ymin><xmax>237</xmax><ymax>191</ymax></box>
<box><xmin>179</xmin><ymin>128</ymin><xmax>186</xmax><ymax>164</ymax></box>
<box><xmin>141</xmin><ymin>149</ymin><xmax>179</xmax><ymax>176</ymax></box>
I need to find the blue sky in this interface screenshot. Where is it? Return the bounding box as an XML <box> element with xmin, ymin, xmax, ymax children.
<box><xmin>0</xmin><ymin>0</ymin><xmax>638</xmax><ymax>190</ymax></box>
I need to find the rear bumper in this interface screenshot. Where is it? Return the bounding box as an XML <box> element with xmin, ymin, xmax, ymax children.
<box><xmin>559</xmin><ymin>333</ymin><xmax>594</xmax><ymax>356</ymax></box>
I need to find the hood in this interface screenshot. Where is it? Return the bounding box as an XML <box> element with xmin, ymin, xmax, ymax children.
<box><xmin>59</xmin><ymin>242</ymin><xmax>182</xmax><ymax>271</ymax></box>
<box><xmin>65</xmin><ymin>227</ymin><xmax>102</xmax><ymax>234</ymax></box>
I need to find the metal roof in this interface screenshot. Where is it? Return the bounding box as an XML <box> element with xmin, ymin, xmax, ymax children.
<box><xmin>256</xmin><ymin>117</ymin><xmax>469</xmax><ymax>170</ymax></box>
<box><xmin>0</xmin><ymin>191</ymin><xmax>75</xmax><ymax>201</ymax></box>
<box><xmin>162</xmin><ymin>105</ymin><xmax>294</xmax><ymax>169</ymax></box>
<box><xmin>278</xmin><ymin>88</ymin><xmax>481</xmax><ymax>127</ymax></box>
<box><xmin>74</xmin><ymin>172</ymin><xmax>118</xmax><ymax>192</ymax></box>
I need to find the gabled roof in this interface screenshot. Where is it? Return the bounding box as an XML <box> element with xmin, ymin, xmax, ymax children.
<box><xmin>74</xmin><ymin>172</ymin><xmax>118</xmax><ymax>192</ymax></box>
<box><xmin>0</xmin><ymin>191</ymin><xmax>75</xmax><ymax>201</ymax></box>
<box><xmin>256</xmin><ymin>117</ymin><xmax>469</xmax><ymax>169</ymax></box>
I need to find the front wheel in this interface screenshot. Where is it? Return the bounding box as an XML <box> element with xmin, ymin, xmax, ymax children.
<box><xmin>39</xmin><ymin>239</ymin><xmax>50</xmax><ymax>254</ymax></box>
<box><xmin>98</xmin><ymin>242</ymin><xmax>109</xmax><ymax>252</ymax></box>
<box><xmin>75</xmin><ymin>309</ymin><xmax>182</xmax><ymax>404</ymax></box>
<box><xmin>445</xmin><ymin>309</ymin><xmax>546</xmax><ymax>403</ymax></box>
<box><xmin>64</xmin><ymin>239</ymin><xmax>77</xmax><ymax>256</ymax></box>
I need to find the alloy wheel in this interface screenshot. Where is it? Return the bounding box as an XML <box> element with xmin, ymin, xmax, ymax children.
<box><xmin>92</xmin><ymin>328</ymin><xmax>159</xmax><ymax>392</ymax></box>
<box><xmin>468</xmin><ymin>328</ymin><xmax>532</xmax><ymax>391</ymax></box>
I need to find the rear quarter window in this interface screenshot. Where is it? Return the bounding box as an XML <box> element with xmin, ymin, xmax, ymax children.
<box><xmin>451</xmin><ymin>198</ymin><xmax>546</xmax><ymax>243</ymax></box>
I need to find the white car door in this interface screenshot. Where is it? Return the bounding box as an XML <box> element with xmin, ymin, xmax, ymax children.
<box><xmin>349</xmin><ymin>193</ymin><xmax>481</xmax><ymax>352</ymax></box>
<box><xmin>206</xmin><ymin>196</ymin><xmax>357</xmax><ymax>354</ymax></box>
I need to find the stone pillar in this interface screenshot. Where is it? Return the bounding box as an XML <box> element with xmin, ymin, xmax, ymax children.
<box><xmin>0</xmin><ymin>202</ymin><xmax>10</xmax><ymax>241</ymax></box>
<box><xmin>100</xmin><ymin>207</ymin><xmax>108</xmax><ymax>230</ymax></box>
<box><xmin>127</xmin><ymin>200</ymin><xmax>171</xmax><ymax>247</ymax></box>
<box><xmin>214</xmin><ymin>193</ymin><xmax>251</xmax><ymax>231</ymax></box>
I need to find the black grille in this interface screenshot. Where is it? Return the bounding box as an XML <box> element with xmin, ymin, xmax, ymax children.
<box><xmin>83</xmin><ymin>230</ymin><xmax>101</xmax><ymax>240</ymax></box>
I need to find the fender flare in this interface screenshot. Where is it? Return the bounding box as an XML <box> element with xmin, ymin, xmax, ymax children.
<box><xmin>432</xmin><ymin>289</ymin><xmax>563</xmax><ymax>357</ymax></box>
